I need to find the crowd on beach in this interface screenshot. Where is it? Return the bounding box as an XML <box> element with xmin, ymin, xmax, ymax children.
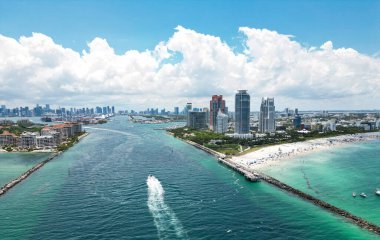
<box><xmin>231</xmin><ymin>132</ymin><xmax>380</xmax><ymax>170</ymax></box>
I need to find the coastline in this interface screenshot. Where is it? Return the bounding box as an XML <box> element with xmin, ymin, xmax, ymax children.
<box><xmin>0</xmin><ymin>132</ymin><xmax>89</xmax><ymax>197</ymax></box>
<box><xmin>0</xmin><ymin>132</ymin><xmax>89</xmax><ymax>154</ymax></box>
<box><xmin>171</xmin><ymin>131</ymin><xmax>380</xmax><ymax>235</ymax></box>
<box><xmin>231</xmin><ymin>132</ymin><xmax>380</xmax><ymax>171</ymax></box>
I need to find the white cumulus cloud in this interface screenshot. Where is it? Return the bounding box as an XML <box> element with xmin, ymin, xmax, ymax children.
<box><xmin>0</xmin><ymin>26</ymin><xmax>379</xmax><ymax>110</ymax></box>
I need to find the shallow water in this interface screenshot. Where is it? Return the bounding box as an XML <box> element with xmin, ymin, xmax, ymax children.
<box><xmin>261</xmin><ymin>140</ymin><xmax>380</xmax><ymax>226</ymax></box>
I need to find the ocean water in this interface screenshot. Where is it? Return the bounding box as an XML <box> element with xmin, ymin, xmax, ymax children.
<box><xmin>261</xmin><ymin>140</ymin><xmax>380</xmax><ymax>226</ymax></box>
<box><xmin>0</xmin><ymin>116</ymin><xmax>378</xmax><ymax>239</ymax></box>
<box><xmin>0</xmin><ymin>152</ymin><xmax>50</xmax><ymax>186</ymax></box>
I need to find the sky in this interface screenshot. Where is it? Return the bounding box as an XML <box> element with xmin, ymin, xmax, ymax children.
<box><xmin>0</xmin><ymin>0</ymin><xmax>379</xmax><ymax>111</ymax></box>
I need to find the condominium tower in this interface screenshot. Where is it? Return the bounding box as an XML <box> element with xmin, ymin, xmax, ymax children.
<box><xmin>259</xmin><ymin>97</ymin><xmax>276</xmax><ymax>133</ymax></box>
<box><xmin>235</xmin><ymin>90</ymin><xmax>250</xmax><ymax>134</ymax></box>
<box><xmin>209</xmin><ymin>95</ymin><xmax>226</xmax><ymax>131</ymax></box>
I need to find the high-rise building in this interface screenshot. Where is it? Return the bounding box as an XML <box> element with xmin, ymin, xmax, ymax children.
<box><xmin>209</xmin><ymin>95</ymin><xmax>225</xmax><ymax>131</ymax></box>
<box><xmin>259</xmin><ymin>97</ymin><xmax>276</xmax><ymax>133</ymax></box>
<box><xmin>174</xmin><ymin>107</ymin><xmax>179</xmax><ymax>115</ymax></box>
<box><xmin>293</xmin><ymin>115</ymin><xmax>302</xmax><ymax>129</ymax></box>
<box><xmin>184</xmin><ymin>103</ymin><xmax>192</xmax><ymax>115</ymax></box>
<box><xmin>216</xmin><ymin>109</ymin><xmax>228</xmax><ymax>133</ymax></box>
<box><xmin>235</xmin><ymin>90</ymin><xmax>250</xmax><ymax>134</ymax></box>
<box><xmin>187</xmin><ymin>111</ymin><xmax>207</xmax><ymax>129</ymax></box>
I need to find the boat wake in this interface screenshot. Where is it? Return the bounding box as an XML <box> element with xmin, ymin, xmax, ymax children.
<box><xmin>147</xmin><ymin>175</ymin><xmax>188</xmax><ymax>240</ymax></box>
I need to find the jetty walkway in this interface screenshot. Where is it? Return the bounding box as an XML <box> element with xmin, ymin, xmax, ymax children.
<box><xmin>0</xmin><ymin>132</ymin><xmax>89</xmax><ymax>198</ymax></box>
<box><xmin>0</xmin><ymin>152</ymin><xmax>60</xmax><ymax>197</ymax></box>
<box><xmin>184</xmin><ymin>139</ymin><xmax>380</xmax><ymax>235</ymax></box>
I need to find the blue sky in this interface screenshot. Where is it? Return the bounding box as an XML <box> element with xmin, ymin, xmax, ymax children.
<box><xmin>1</xmin><ymin>0</ymin><xmax>379</xmax><ymax>55</ymax></box>
<box><xmin>0</xmin><ymin>0</ymin><xmax>380</xmax><ymax>110</ymax></box>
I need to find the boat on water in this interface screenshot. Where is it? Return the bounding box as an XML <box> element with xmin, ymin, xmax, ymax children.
<box><xmin>352</xmin><ymin>192</ymin><xmax>356</xmax><ymax>197</ymax></box>
<box><xmin>360</xmin><ymin>193</ymin><xmax>367</xmax><ymax>198</ymax></box>
<box><xmin>376</xmin><ymin>188</ymin><xmax>380</xmax><ymax>196</ymax></box>
<box><xmin>41</xmin><ymin>116</ymin><xmax>52</xmax><ymax>122</ymax></box>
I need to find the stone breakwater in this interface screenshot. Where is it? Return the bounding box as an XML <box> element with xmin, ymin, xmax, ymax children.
<box><xmin>0</xmin><ymin>152</ymin><xmax>60</xmax><ymax>197</ymax></box>
<box><xmin>259</xmin><ymin>172</ymin><xmax>380</xmax><ymax>235</ymax></box>
<box><xmin>178</xmin><ymin>136</ymin><xmax>380</xmax><ymax>236</ymax></box>
<box><xmin>0</xmin><ymin>132</ymin><xmax>89</xmax><ymax>197</ymax></box>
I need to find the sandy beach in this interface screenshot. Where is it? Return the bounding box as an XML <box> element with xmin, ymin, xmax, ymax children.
<box><xmin>231</xmin><ymin>132</ymin><xmax>380</xmax><ymax>170</ymax></box>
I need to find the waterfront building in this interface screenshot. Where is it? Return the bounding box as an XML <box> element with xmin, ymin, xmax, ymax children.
<box><xmin>216</xmin><ymin>109</ymin><xmax>228</xmax><ymax>133</ymax></box>
<box><xmin>235</xmin><ymin>90</ymin><xmax>250</xmax><ymax>134</ymax></box>
<box><xmin>0</xmin><ymin>131</ymin><xmax>18</xmax><ymax>147</ymax></box>
<box><xmin>174</xmin><ymin>107</ymin><xmax>179</xmax><ymax>115</ymax></box>
<box><xmin>259</xmin><ymin>97</ymin><xmax>276</xmax><ymax>133</ymax></box>
<box><xmin>20</xmin><ymin>132</ymin><xmax>38</xmax><ymax>149</ymax></box>
<box><xmin>187</xmin><ymin>111</ymin><xmax>207</xmax><ymax>129</ymax></box>
<box><xmin>36</xmin><ymin>135</ymin><xmax>55</xmax><ymax>149</ymax></box>
<box><xmin>209</xmin><ymin>95</ymin><xmax>226</xmax><ymax>131</ymax></box>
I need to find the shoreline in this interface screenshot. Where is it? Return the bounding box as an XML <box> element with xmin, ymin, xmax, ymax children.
<box><xmin>0</xmin><ymin>132</ymin><xmax>89</xmax><ymax>154</ymax></box>
<box><xmin>0</xmin><ymin>132</ymin><xmax>89</xmax><ymax>197</ymax></box>
<box><xmin>171</xmin><ymin>132</ymin><xmax>380</xmax><ymax>235</ymax></box>
<box><xmin>231</xmin><ymin>132</ymin><xmax>380</xmax><ymax>171</ymax></box>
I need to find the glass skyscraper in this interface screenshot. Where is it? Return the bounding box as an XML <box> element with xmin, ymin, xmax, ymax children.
<box><xmin>259</xmin><ymin>97</ymin><xmax>276</xmax><ymax>133</ymax></box>
<box><xmin>209</xmin><ymin>95</ymin><xmax>225</xmax><ymax>131</ymax></box>
<box><xmin>235</xmin><ymin>90</ymin><xmax>250</xmax><ymax>134</ymax></box>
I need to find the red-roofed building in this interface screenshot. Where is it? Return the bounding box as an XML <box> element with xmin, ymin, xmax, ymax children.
<box><xmin>0</xmin><ymin>131</ymin><xmax>18</xmax><ymax>147</ymax></box>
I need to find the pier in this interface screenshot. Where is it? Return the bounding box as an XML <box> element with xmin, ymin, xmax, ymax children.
<box><xmin>183</xmin><ymin>138</ymin><xmax>380</xmax><ymax>235</ymax></box>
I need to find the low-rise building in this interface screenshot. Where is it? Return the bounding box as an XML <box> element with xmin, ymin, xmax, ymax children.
<box><xmin>20</xmin><ymin>132</ymin><xmax>38</xmax><ymax>149</ymax></box>
<box><xmin>0</xmin><ymin>131</ymin><xmax>18</xmax><ymax>147</ymax></box>
<box><xmin>36</xmin><ymin>135</ymin><xmax>55</xmax><ymax>149</ymax></box>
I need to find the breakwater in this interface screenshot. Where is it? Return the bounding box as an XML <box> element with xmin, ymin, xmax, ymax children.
<box><xmin>181</xmin><ymin>138</ymin><xmax>380</xmax><ymax>235</ymax></box>
<box><xmin>0</xmin><ymin>152</ymin><xmax>60</xmax><ymax>197</ymax></box>
<box><xmin>0</xmin><ymin>132</ymin><xmax>89</xmax><ymax>197</ymax></box>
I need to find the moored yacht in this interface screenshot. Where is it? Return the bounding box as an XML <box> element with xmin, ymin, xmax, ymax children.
<box><xmin>352</xmin><ymin>192</ymin><xmax>356</xmax><ymax>197</ymax></box>
<box><xmin>360</xmin><ymin>192</ymin><xmax>367</xmax><ymax>198</ymax></box>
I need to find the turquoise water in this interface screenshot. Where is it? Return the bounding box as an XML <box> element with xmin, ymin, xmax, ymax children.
<box><xmin>0</xmin><ymin>153</ymin><xmax>50</xmax><ymax>186</ymax></box>
<box><xmin>0</xmin><ymin>116</ymin><xmax>378</xmax><ymax>239</ymax></box>
<box><xmin>261</xmin><ymin>140</ymin><xmax>380</xmax><ymax>226</ymax></box>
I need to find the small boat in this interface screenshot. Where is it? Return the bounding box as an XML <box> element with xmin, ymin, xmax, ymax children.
<box><xmin>360</xmin><ymin>193</ymin><xmax>367</xmax><ymax>198</ymax></box>
<box><xmin>352</xmin><ymin>192</ymin><xmax>356</xmax><ymax>197</ymax></box>
<box><xmin>376</xmin><ymin>188</ymin><xmax>380</xmax><ymax>196</ymax></box>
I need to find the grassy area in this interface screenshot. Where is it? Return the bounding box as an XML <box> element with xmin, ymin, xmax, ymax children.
<box><xmin>169</xmin><ymin>126</ymin><xmax>379</xmax><ymax>156</ymax></box>
<box><xmin>0</xmin><ymin>124</ymin><xmax>44</xmax><ymax>136</ymax></box>
<box><xmin>57</xmin><ymin>132</ymin><xmax>85</xmax><ymax>152</ymax></box>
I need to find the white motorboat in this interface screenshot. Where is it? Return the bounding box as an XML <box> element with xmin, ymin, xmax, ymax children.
<box><xmin>376</xmin><ymin>188</ymin><xmax>380</xmax><ymax>196</ymax></box>
<box><xmin>360</xmin><ymin>193</ymin><xmax>367</xmax><ymax>198</ymax></box>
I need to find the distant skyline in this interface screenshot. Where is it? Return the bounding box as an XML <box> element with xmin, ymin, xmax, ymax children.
<box><xmin>0</xmin><ymin>0</ymin><xmax>380</xmax><ymax>110</ymax></box>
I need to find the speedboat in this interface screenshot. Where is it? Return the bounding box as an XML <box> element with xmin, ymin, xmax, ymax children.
<box><xmin>360</xmin><ymin>193</ymin><xmax>367</xmax><ymax>198</ymax></box>
<box><xmin>352</xmin><ymin>192</ymin><xmax>356</xmax><ymax>197</ymax></box>
<box><xmin>376</xmin><ymin>189</ymin><xmax>380</xmax><ymax>196</ymax></box>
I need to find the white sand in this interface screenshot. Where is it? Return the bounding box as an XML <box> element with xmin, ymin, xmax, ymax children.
<box><xmin>231</xmin><ymin>132</ymin><xmax>380</xmax><ymax>170</ymax></box>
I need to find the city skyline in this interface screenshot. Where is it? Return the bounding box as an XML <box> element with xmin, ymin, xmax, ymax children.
<box><xmin>0</xmin><ymin>1</ymin><xmax>379</xmax><ymax>110</ymax></box>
